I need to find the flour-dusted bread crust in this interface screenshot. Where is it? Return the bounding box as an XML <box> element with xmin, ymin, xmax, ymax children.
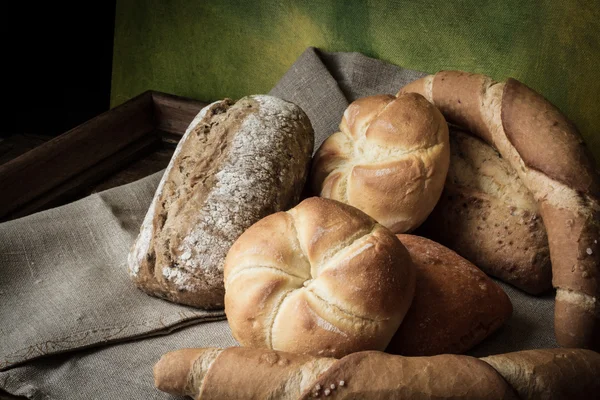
<box><xmin>401</xmin><ymin>71</ymin><xmax>600</xmax><ymax>350</ymax></box>
<box><xmin>418</xmin><ymin>129</ymin><xmax>551</xmax><ymax>294</ymax></box>
<box><xmin>127</xmin><ymin>95</ymin><xmax>314</xmax><ymax>308</ymax></box>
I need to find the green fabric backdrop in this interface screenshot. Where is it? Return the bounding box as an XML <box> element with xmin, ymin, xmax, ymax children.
<box><xmin>111</xmin><ymin>0</ymin><xmax>599</xmax><ymax>161</ymax></box>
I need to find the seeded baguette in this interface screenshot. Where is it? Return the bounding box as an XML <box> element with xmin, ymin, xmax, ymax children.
<box><xmin>400</xmin><ymin>71</ymin><xmax>600</xmax><ymax>350</ymax></box>
<box><xmin>153</xmin><ymin>347</ymin><xmax>600</xmax><ymax>399</ymax></box>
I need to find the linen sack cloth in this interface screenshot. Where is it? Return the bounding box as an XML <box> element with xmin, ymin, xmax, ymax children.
<box><xmin>0</xmin><ymin>47</ymin><xmax>556</xmax><ymax>399</ymax></box>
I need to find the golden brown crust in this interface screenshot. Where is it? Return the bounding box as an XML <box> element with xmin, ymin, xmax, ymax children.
<box><xmin>310</xmin><ymin>93</ymin><xmax>450</xmax><ymax>233</ymax></box>
<box><xmin>482</xmin><ymin>348</ymin><xmax>600</xmax><ymax>400</ymax></box>
<box><xmin>387</xmin><ymin>235</ymin><xmax>512</xmax><ymax>356</ymax></box>
<box><xmin>155</xmin><ymin>347</ymin><xmax>600</xmax><ymax>399</ymax></box>
<box><xmin>153</xmin><ymin>348</ymin><xmax>209</xmax><ymax>396</ymax></box>
<box><xmin>502</xmin><ymin>79</ymin><xmax>600</xmax><ymax>197</ymax></box>
<box><xmin>309</xmin><ymin>131</ymin><xmax>352</xmax><ymax>197</ymax></box>
<box><xmin>340</xmin><ymin>94</ymin><xmax>396</xmax><ymax>141</ymax></box>
<box><xmin>400</xmin><ymin>71</ymin><xmax>600</xmax><ymax>350</ymax></box>
<box><xmin>399</xmin><ymin>77</ymin><xmax>428</xmax><ymax>99</ymax></box>
<box><xmin>289</xmin><ymin>197</ymin><xmax>376</xmax><ymax>269</ymax></box>
<box><xmin>539</xmin><ymin>204</ymin><xmax>599</xmax><ymax>296</ymax></box>
<box><xmin>224</xmin><ymin>197</ymin><xmax>416</xmax><ymax>358</ymax></box>
<box><xmin>347</xmin><ymin>156</ymin><xmax>432</xmax><ymax>233</ymax></box>
<box><xmin>200</xmin><ymin>347</ymin><xmax>326</xmax><ymax>400</ymax></box>
<box><xmin>429</xmin><ymin>71</ymin><xmax>494</xmax><ymax>143</ymax></box>
<box><xmin>364</xmin><ymin>93</ymin><xmax>442</xmax><ymax>149</ymax></box>
<box><xmin>298</xmin><ymin>352</ymin><xmax>516</xmax><ymax>400</ymax></box>
<box><xmin>540</xmin><ymin>199</ymin><xmax>600</xmax><ymax>348</ymax></box>
<box><xmin>554</xmin><ymin>290</ymin><xmax>600</xmax><ymax>349</ymax></box>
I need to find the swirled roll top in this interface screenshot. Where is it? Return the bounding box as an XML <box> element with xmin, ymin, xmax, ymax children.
<box><xmin>224</xmin><ymin>197</ymin><xmax>416</xmax><ymax>358</ymax></box>
<box><xmin>311</xmin><ymin>93</ymin><xmax>450</xmax><ymax>233</ymax></box>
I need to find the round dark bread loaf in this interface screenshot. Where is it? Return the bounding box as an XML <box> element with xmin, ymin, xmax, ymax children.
<box><xmin>400</xmin><ymin>71</ymin><xmax>600</xmax><ymax>350</ymax></box>
<box><xmin>127</xmin><ymin>95</ymin><xmax>314</xmax><ymax>308</ymax></box>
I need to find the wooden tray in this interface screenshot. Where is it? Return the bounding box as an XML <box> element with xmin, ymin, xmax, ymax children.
<box><xmin>0</xmin><ymin>91</ymin><xmax>207</xmax><ymax>222</ymax></box>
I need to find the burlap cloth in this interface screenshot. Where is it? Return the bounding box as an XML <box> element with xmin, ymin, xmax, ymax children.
<box><xmin>0</xmin><ymin>48</ymin><xmax>557</xmax><ymax>399</ymax></box>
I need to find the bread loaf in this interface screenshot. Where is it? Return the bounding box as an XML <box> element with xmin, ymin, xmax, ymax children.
<box><xmin>400</xmin><ymin>71</ymin><xmax>600</xmax><ymax>350</ymax></box>
<box><xmin>127</xmin><ymin>95</ymin><xmax>313</xmax><ymax>308</ymax></box>
<box><xmin>153</xmin><ymin>346</ymin><xmax>600</xmax><ymax>399</ymax></box>
<box><xmin>223</xmin><ymin>197</ymin><xmax>416</xmax><ymax>358</ymax></box>
<box><xmin>417</xmin><ymin>128</ymin><xmax>551</xmax><ymax>294</ymax></box>
<box><xmin>387</xmin><ymin>234</ymin><xmax>512</xmax><ymax>356</ymax></box>
<box><xmin>482</xmin><ymin>348</ymin><xmax>600</xmax><ymax>400</ymax></box>
<box><xmin>310</xmin><ymin>93</ymin><xmax>450</xmax><ymax>233</ymax></box>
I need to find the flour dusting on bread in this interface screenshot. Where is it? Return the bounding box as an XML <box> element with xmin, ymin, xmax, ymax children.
<box><xmin>127</xmin><ymin>95</ymin><xmax>313</xmax><ymax>308</ymax></box>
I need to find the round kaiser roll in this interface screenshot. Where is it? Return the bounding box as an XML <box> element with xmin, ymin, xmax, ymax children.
<box><xmin>310</xmin><ymin>93</ymin><xmax>450</xmax><ymax>233</ymax></box>
<box><xmin>223</xmin><ymin>197</ymin><xmax>416</xmax><ymax>358</ymax></box>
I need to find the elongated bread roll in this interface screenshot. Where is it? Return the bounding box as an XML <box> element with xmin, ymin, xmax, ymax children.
<box><xmin>127</xmin><ymin>95</ymin><xmax>313</xmax><ymax>308</ymax></box>
<box><xmin>153</xmin><ymin>347</ymin><xmax>600</xmax><ymax>399</ymax></box>
<box><xmin>400</xmin><ymin>72</ymin><xmax>600</xmax><ymax>350</ymax></box>
<box><xmin>387</xmin><ymin>234</ymin><xmax>512</xmax><ymax>356</ymax></box>
<box><xmin>482</xmin><ymin>348</ymin><xmax>600</xmax><ymax>400</ymax></box>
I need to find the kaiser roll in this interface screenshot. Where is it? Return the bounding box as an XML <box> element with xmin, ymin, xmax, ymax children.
<box><xmin>223</xmin><ymin>197</ymin><xmax>416</xmax><ymax>358</ymax></box>
<box><xmin>310</xmin><ymin>93</ymin><xmax>450</xmax><ymax>233</ymax></box>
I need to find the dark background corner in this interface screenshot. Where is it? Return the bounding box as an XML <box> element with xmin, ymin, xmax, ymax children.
<box><xmin>4</xmin><ymin>2</ymin><xmax>117</xmax><ymax>139</ymax></box>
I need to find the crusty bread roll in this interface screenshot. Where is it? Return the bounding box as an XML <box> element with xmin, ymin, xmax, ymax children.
<box><xmin>387</xmin><ymin>234</ymin><xmax>513</xmax><ymax>356</ymax></box>
<box><xmin>481</xmin><ymin>348</ymin><xmax>600</xmax><ymax>400</ymax></box>
<box><xmin>223</xmin><ymin>197</ymin><xmax>416</xmax><ymax>358</ymax></box>
<box><xmin>400</xmin><ymin>71</ymin><xmax>600</xmax><ymax>350</ymax></box>
<box><xmin>417</xmin><ymin>128</ymin><xmax>552</xmax><ymax>294</ymax></box>
<box><xmin>310</xmin><ymin>93</ymin><xmax>450</xmax><ymax>233</ymax></box>
<box><xmin>127</xmin><ymin>95</ymin><xmax>313</xmax><ymax>308</ymax></box>
<box><xmin>154</xmin><ymin>347</ymin><xmax>600</xmax><ymax>399</ymax></box>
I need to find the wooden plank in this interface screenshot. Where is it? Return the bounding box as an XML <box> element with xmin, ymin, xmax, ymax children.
<box><xmin>3</xmin><ymin>133</ymin><xmax>161</xmax><ymax>221</ymax></box>
<box><xmin>151</xmin><ymin>91</ymin><xmax>206</xmax><ymax>135</ymax></box>
<box><xmin>87</xmin><ymin>143</ymin><xmax>175</xmax><ymax>194</ymax></box>
<box><xmin>0</xmin><ymin>91</ymin><xmax>156</xmax><ymax>219</ymax></box>
<box><xmin>0</xmin><ymin>134</ymin><xmax>50</xmax><ymax>165</ymax></box>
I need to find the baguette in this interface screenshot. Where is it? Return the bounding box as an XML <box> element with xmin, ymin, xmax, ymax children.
<box><xmin>153</xmin><ymin>347</ymin><xmax>600</xmax><ymax>399</ymax></box>
<box><xmin>400</xmin><ymin>72</ymin><xmax>600</xmax><ymax>350</ymax></box>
